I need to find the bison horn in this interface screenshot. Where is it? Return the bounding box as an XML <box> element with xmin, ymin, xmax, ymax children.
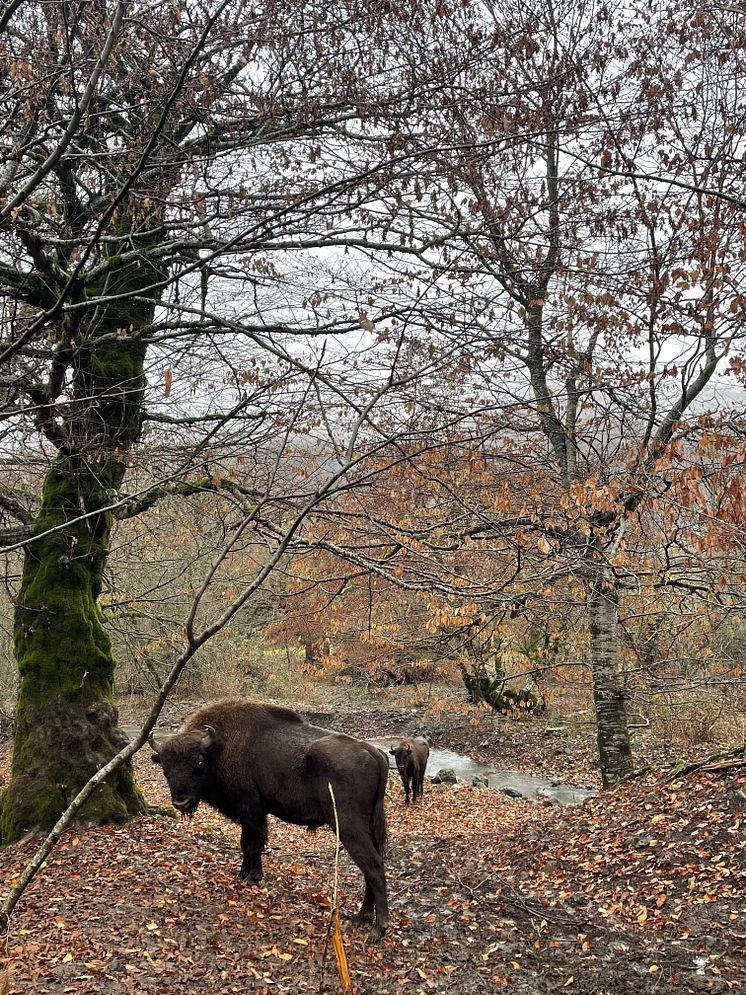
<box><xmin>201</xmin><ymin>725</ymin><xmax>217</xmax><ymax>749</ymax></box>
<box><xmin>148</xmin><ymin>733</ymin><xmax>163</xmax><ymax>753</ymax></box>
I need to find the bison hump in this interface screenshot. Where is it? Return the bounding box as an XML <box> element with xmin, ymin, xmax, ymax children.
<box><xmin>264</xmin><ymin>703</ymin><xmax>304</xmax><ymax>724</ymax></box>
<box><xmin>183</xmin><ymin>699</ymin><xmax>305</xmax><ymax>733</ymax></box>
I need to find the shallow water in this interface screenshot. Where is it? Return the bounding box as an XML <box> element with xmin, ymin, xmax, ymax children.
<box><xmin>371</xmin><ymin>739</ymin><xmax>596</xmax><ymax>807</ymax></box>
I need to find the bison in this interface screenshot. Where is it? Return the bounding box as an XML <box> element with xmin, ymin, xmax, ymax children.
<box><xmin>149</xmin><ymin>700</ymin><xmax>389</xmax><ymax>939</ymax></box>
<box><xmin>389</xmin><ymin>736</ymin><xmax>430</xmax><ymax>804</ymax></box>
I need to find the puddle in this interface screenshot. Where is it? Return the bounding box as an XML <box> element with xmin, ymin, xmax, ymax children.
<box><xmin>371</xmin><ymin>739</ymin><xmax>596</xmax><ymax>807</ymax></box>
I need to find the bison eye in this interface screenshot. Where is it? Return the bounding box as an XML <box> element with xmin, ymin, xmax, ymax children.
<box><xmin>195</xmin><ymin>757</ymin><xmax>206</xmax><ymax>769</ymax></box>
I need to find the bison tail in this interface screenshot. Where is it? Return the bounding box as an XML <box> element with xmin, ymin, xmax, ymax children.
<box><xmin>371</xmin><ymin>750</ymin><xmax>389</xmax><ymax>857</ymax></box>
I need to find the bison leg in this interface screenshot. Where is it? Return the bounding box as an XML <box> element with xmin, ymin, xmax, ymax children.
<box><xmin>239</xmin><ymin>818</ymin><xmax>267</xmax><ymax>883</ymax></box>
<box><xmin>341</xmin><ymin>832</ymin><xmax>389</xmax><ymax>941</ymax></box>
<box><xmin>355</xmin><ymin>882</ymin><xmax>375</xmax><ymax>924</ymax></box>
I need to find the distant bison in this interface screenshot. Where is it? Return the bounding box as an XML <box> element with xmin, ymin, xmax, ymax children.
<box><xmin>389</xmin><ymin>736</ymin><xmax>430</xmax><ymax>804</ymax></box>
<box><xmin>149</xmin><ymin>700</ymin><xmax>389</xmax><ymax>939</ymax></box>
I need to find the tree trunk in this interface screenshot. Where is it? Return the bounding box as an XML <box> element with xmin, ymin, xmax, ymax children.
<box><xmin>0</xmin><ymin>245</ymin><xmax>163</xmax><ymax>843</ymax></box>
<box><xmin>589</xmin><ymin>577</ymin><xmax>634</xmax><ymax>788</ymax></box>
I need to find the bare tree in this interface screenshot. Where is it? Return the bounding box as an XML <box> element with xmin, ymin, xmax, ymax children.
<box><xmin>270</xmin><ymin>0</ymin><xmax>746</xmax><ymax>786</ymax></box>
<box><xmin>0</xmin><ymin>0</ymin><xmax>446</xmax><ymax>840</ymax></box>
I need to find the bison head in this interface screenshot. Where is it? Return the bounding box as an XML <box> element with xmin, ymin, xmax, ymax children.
<box><xmin>149</xmin><ymin>725</ymin><xmax>219</xmax><ymax>817</ymax></box>
<box><xmin>389</xmin><ymin>741</ymin><xmax>412</xmax><ymax>772</ymax></box>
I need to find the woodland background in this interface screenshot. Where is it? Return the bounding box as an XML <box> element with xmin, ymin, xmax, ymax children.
<box><xmin>0</xmin><ymin>0</ymin><xmax>745</xmax><ymax>990</ymax></box>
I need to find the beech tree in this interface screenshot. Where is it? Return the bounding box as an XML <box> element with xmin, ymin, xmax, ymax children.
<box><xmin>397</xmin><ymin>0</ymin><xmax>746</xmax><ymax>785</ymax></box>
<box><xmin>267</xmin><ymin>0</ymin><xmax>746</xmax><ymax>787</ymax></box>
<box><xmin>0</xmin><ymin>0</ymin><xmax>448</xmax><ymax>841</ymax></box>
<box><xmin>404</xmin><ymin>3</ymin><xmax>744</xmax><ymax>785</ymax></box>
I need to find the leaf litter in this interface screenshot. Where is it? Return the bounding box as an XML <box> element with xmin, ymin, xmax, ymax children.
<box><xmin>0</xmin><ymin>729</ymin><xmax>743</xmax><ymax>994</ymax></box>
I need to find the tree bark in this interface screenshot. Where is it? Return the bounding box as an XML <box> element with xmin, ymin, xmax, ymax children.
<box><xmin>0</xmin><ymin>244</ymin><xmax>164</xmax><ymax>843</ymax></box>
<box><xmin>589</xmin><ymin>577</ymin><xmax>634</xmax><ymax>788</ymax></box>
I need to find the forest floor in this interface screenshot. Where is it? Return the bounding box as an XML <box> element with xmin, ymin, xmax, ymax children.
<box><xmin>0</xmin><ymin>690</ymin><xmax>744</xmax><ymax>994</ymax></box>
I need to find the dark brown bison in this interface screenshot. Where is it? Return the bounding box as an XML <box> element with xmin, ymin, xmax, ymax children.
<box><xmin>149</xmin><ymin>700</ymin><xmax>389</xmax><ymax>939</ymax></box>
<box><xmin>389</xmin><ymin>736</ymin><xmax>429</xmax><ymax>804</ymax></box>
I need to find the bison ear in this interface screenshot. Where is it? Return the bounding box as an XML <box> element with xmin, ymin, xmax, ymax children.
<box><xmin>388</xmin><ymin>748</ymin><xmax>395</xmax><ymax>755</ymax></box>
<box><xmin>201</xmin><ymin>725</ymin><xmax>218</xmax><ymax>750</ymax></box>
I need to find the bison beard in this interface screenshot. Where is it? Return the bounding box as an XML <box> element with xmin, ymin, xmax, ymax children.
<box><xmin>149</xmin><ymin>700</ymin><xmax>389</xmax><ymax>940</ymax></box>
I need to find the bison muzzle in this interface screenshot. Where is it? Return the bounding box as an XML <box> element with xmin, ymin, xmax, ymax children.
<box><xmin>149</xmin><ymin>700</ymin><xmax>389</xmax><ymax>939</ymax></box>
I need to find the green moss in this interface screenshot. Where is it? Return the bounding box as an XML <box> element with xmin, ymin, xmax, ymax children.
<box><xmin>1</xmin><ymin>766</ymin><xmax>147</xmax><ymax>842</ymax></box>
<box><xmin>2</xmin><ymin>239</ymin><xmax>167</xmax><ymax>844</ymax></box>
<box><xmin>81</xmin><ymin>776</ymin><xmax>144</xmax><ymax>824</ymax></box>
<box><xmin>87</xmin><ymin>336</ymin><xmax>148</xmax><ymax>447</ymax></box>
<box><xmin>14</xmin><ymin>458</ymin><xmax>113</xmax><ymax>700</ymax></box>
<box><xmin>1</xmin><ymin>780</ymin><xmax>63</xmax><ymax>841</ymax></box>
<box><xmin>147</xmin><ymin>804</ymin><xmax>179</xmax><ymax>819</ymax></box>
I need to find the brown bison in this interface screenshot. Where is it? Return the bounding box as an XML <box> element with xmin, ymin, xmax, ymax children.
<box><xmin>149</xmin><ymin>700</ymin><xmax>389</xmax><ymax>939</ymax></box>
<box><xmin>389</xmin><ymin>736</ymin><xmax>430</xmax><ymax>804</ymax></box>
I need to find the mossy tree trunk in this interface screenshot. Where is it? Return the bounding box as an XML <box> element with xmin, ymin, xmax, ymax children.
<box><xmin>589</xmin><ymin>575</ymin><xmax>634</xmax><ymax>788</ymax></box>
<box><xmin>0</xmin><ymin>245</ymin><xmax>165</xmax><ymax>843</ymax></box>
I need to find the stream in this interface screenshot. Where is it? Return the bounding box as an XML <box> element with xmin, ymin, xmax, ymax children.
<box><xmin>370</xmin><ymin>739</ymin><xmax>597</xmax><ymax>807</ymax></box>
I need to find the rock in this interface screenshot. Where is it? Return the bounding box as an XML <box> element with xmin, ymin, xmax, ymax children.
<box><xmin>729</xmin><ymin>788</ymin><xmax>746</xmax><ymax>811</ymax></box>
<box><xmin>53</xmin><ymin>963</ymin><xmax>79</xmax><ymax>978</ymax></box>
<box><xmin>537</xmin><ymin>789</ymin><xmax>560</xmax><ymax>807</ymax></box>
<box><xmin>472</xmin><ymin>774</ymin><xmax>489</xmax><ymax>788</ymax></box>
<box><xmin>432</xmin><ymin>767</ymin><xmax>457</xmax><ymax>784</ymax></box>
<box><xmin>627</xmin><ymin>835</ymin><xmax>655</xmax><ymax>850</ymax></box>
<box><xmin>500</xmin><ymin>786</ymin><xmax>524</xmax><ymax>799</ymax></box>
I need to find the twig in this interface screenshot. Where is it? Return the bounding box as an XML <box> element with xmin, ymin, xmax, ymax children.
<box><xmin>320</xmin><ymin>783</ymin><xmax>353</xmax><ymax>995</ymax></box>
<box><xmin>663</xmin><ymin>743</ymin><xmax>746</xmax><ymax>782</ymax></box>
<box><xmin>457</xmin><ymin>871</ymin><xmax>600</xmax><ymax>932</ymax></box>
<box><xmin>627</xmin><ymin>711</ymin><xmax>650</xmax><ymax>731</ymax></box>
